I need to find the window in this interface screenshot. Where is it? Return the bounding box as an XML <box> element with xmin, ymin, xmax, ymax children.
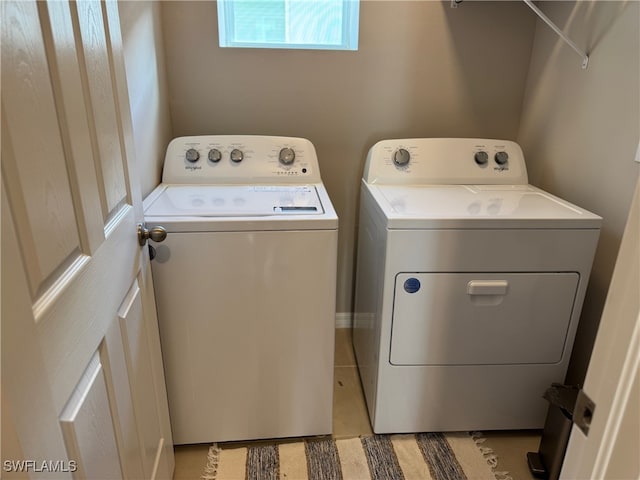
<box><xmin>217</xmin><ymin>0</ymin><xmax>359</xmax><ymax>51</ymax></box>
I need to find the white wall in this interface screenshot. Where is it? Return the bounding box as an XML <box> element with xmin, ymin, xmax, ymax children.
<box><xmin>118</xmin><ymin>1</ymin><xmax>172</xmax><ymax>198</ymax></box>
<box><xmin>517</xmin><ymin>1</ymin><xmax>640</xmax><ymax>384</ymax></box>
<box><xmin>160</xmin><ymin>0</ymin><xmax>536</xmax><ymax>313</ymax></box>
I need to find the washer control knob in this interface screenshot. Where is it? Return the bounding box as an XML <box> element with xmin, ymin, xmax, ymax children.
<box><xmin>208</xmin><ymin>148</ymin><xmax>222</xmax><ymax>163</ymax></box>
<box><xmin>393</xmin><ymin>148</ymin><xmax>411</xmax><ymax>167</ymax></box>
<box><xmin>230</xmin><ymin>149</ymin><xmax>244</xmax><ymax>163</ymax></box>
<box><xmin>185</xmin><ymin>148</ymin><xmax>200</xmax><ymax>163</ymax></box>
<box><xmin>474</xmin><ymin>151</ymin><xmax>489</xmax><ymax>165</ymax></box>
<box><xmin>495</xmin><ymin>151</ymin><xmax>509</xmax><ymax>165</ymax></box>
<box><xmin>279</xmin><ymin>147</ymin><xmax>296</xmax><ymax>165</ymax></box>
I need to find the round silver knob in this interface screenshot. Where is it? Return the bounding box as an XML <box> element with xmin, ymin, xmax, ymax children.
<box><xmin>185</xmin><ymin>148</ymin><xmax>200</xmax><ymax>163</ymax></box>
<box><xmin>208</xmin><ymin>148</ymin><xmax>222</xmax><ymax>163</ymax></box>
<box><xmin>137</xmin><ymin>223</ymin><xmax>167</xmax><ymax>246</ymax></box>
<box><xmin>474</xmin><ymin>151</ymin><xmax>489</xmax><ymax>165</ymax></box>
<box><xmin>279</xmin><ymin>147</ymin><xmax>296</xmax><ymax>165</ymax></box>
<box><xmin>230</xmin><ymin>149</ymin><xmax>244</xmax><ymax>163</ymax></box>
<box><xmin>393</xmin><ymin>148</ymin><xmax>411</xmax><ymax>166</ymax></box>
<box><xmin>148</xmin><ymin>226</ymin><xmax>167</xmax><ymax>242</ymax></box>
<box><xmin>495</xmin><ymin>151</ymin><xmax>509</xmax><ymax>165</ymax></box>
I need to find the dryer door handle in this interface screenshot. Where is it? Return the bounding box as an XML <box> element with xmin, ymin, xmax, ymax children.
<box><xmin>467</xmin><ymin>280</ymin><xmax>509</xmax><ymax>296</ymax></box>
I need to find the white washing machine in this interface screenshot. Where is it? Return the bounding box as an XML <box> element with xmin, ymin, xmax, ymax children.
<box><xmin>353</xmin><ymin>138</ymin><xmax>601</xmax><ymax>433</ymax></box>
<box><xmin>144</xmin><ymin>135</ymin><xmax>338</xmax><ymax>444</ymax></box>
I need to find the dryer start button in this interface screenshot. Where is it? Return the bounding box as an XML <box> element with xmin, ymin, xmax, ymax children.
<box><xmin>403</xmin><ymin>277</ymin><xmax>421</xmax><ymax>294</ymax></box>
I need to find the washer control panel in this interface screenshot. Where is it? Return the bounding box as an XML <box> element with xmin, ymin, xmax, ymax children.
<box><xmin>162</xmin><ymin>135</ymin><xmax>321</xmax><ymax>184</ymax></box>
<box><xmin>363</xmin><ymin>138</ymin><xmax>528</xmax><ymax>185</ymax></box>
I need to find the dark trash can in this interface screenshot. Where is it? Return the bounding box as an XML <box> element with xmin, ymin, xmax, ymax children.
<box><xmin>527</xmin><ymin>384</ymin><xmax>580</xmax><ymax>480</ymax></box>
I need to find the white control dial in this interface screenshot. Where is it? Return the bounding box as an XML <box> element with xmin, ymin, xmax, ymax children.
<box><xmin>185</xmin><ymin>148</ymin><xmax>200</xmax><ymax>163</ymax></box>
<box><xmin>393</xmin><ymin>148</ymin><xmax>411</xmax><ymax>167</ymax></box>
<box><xmin>230</xmin><ymin>149</ymin><xmax>244</xmax><ymax>163</ymax></box>
<box><xmin>208</xmin><ymin>148</ymin><xmax>222</xmax><ymax>163</ymax></box>
<box><xmin>279</xmin><ymin>147</ymin><xmax>296</xmax><ymax>165</ymax></box>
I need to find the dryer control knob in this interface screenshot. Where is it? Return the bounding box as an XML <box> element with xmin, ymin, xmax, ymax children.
<box><xmin>230</xmin><ymin>149</ymin><xmax>244</xmax><ymax>163</ymax></box>
<box><xmin>393</xmin><ymin>148</ymin><xmax>411</xmax><ymax>167</ymax></box>
<box><xmin>208</xmin><ymin>148</ymin><xmax>222</xmax><ymax>163</ymax></box>
<box><xmin>185</xmin><ymin>148</ymin><xmax>200</xmax><ymax>163</ymax></box>
<box><xmin>495</xmin><ymin>151</ymin><xmax>509</xmax><ymax>165</ymax></box>
<box><xmin>474</xmin><ymin>151</ymin><xmax>489</xmax><ymax>165</ymax></box>
<box><xmin>279</xmin><ymin>147</ymin><xmax>296</xmax><ymax>165</ymax></box>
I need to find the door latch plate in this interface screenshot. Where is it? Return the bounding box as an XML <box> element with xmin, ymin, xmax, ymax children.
<box><xmin>574</xmin><ymin>389</ymin><xmax>596</xmax><ymax>436</ymax></box>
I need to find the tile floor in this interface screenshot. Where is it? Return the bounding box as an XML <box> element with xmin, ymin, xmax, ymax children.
<box><xmin>173</xmin><ymin>329</ymin><xmax>541</xmax><ymax>479</ymax></box>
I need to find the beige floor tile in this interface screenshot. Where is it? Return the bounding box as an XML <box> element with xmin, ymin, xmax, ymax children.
<box><xmin>334</xmin><ymin>327</ymin><xmax>356</xmax><ymax>367</ymax></box>
<box><xmin>333</xmin><ymin>366</ymin><xmax>373</xmax><ymax>439</ymax></box>
<box><xmin>173</xmin><ymin>444</ymin><xmax>210</xmax><ymax>479</ymax></box>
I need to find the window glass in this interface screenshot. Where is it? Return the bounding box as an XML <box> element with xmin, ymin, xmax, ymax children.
<box><xmin>218</xmin><ymin>0</ymin><xmax>359</xmax><ymax>50</ymax></box>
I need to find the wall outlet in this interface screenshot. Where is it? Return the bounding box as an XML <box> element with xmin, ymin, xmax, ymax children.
<box><xmin>635</xmin><ymin>139</ymin><xmax>640</xmax><ymax>163</ymax></box>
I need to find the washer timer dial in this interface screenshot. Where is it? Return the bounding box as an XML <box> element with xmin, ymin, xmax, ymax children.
<box><xmin>474</xmin><ymin>151</ymin><xmax>489</xmax><ymax>166</ymax></box>
<box><xmin>230</xmin><ymin>149</ymin><xmax>244</xmax><ymax>163</ymax></box>
<box><xmin>208</xmin><ymin>148</ymin><xmax>222</xmax><ymax>163</ymax></box>
<box><xmin>279</xmin><ymin>147</ymin><xmax>296</xmax><ymax>166</ymax></box>
<box><xmin>185</xmin><ymin>148</ymin><xmax>200</xmax><ymax>163</ymax></box>
<box><xmin>495</xmin><ymin>151</ymin><xmax>509</xmax><ymax>165</ymax></box>
<box><xmin>393</xmin><ymin>148</ymin><xmax>411</xmax><ymax>167</ymax></box>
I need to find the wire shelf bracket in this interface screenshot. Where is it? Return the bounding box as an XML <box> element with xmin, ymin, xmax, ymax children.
<box><xmin>451</xmin><ymin>0</ymin><xmax>589</xmax><ymax>69</ymax></box>
<box><xmin>523</xmin><ymin>0</ymin><xmax>589</xmax><ymax>69</ymax></box>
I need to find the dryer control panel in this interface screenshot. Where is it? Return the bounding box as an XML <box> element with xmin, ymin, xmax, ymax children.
<box><xmin>363</xmin><ymin>138</ymin><xmax>528</xmax><ymax>185</ymax></box>
<box><xmin>162</xmin><ymin>135</ymin><xmax>322</xmax><ymax>184</ymax></box>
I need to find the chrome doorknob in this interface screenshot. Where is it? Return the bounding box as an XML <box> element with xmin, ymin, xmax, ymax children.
<box><xmin>137</xmin><ymin>223</ymin><xmax>167</xmax><ymax>246</ymax></box>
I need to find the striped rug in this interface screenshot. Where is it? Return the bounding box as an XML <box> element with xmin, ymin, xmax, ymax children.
<box><xmin>201</xmin><ymin>433</ymin><xmax>509</xmax><ymax>480</ymax></box>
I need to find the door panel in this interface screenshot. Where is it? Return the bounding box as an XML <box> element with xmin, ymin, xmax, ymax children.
<box><xmin>0</xmin><ymin>401</ymin><xmax>29</xmax><ymax>480</ymax></box>
<box><xmin>102</xmin><ymin>312</ymin><xmax>146</xmax><ymax>480</ymax></box>
<box><xmin>37</xmin><ymin>205</ymin><xmax>137</xmax><ymax>409</ymax></box>
<box><xmin>1</xmin><ymin>0</ymin><xmax>173</xmax><ymax>477</ymax></box>
<box><xmin>75</xmin><ymin>0</ymin><xmax>129</xmax><ymax>218</ymax></box>
<box><xmin>1</xmin><ymin>0</ymin><xmax>83</xmax><ymax>297</ymax></box>
<box><xmin>1</xmin><ymin>186</ymin><xmax>70</xmax><ymax>473</ymax></box>
<box><xmin>119</xmin><ymin>280</ymin><xmax>163</xmax><ymax>479</ymax></box>
<box><xmin>41</xmin><ymin>0</ymin><xmax>105</xmax><ymax>254</ymax></box>
<box><xmin>59</xmin><ymin>352</ymin><xmax>122</xmax><ymax>479</ymax></box>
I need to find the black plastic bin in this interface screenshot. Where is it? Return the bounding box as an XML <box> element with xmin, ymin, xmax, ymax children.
<box><xmin>527</xmin><ymin>384</ymin><xmax>580</xmax><ymax>480</ymax></box>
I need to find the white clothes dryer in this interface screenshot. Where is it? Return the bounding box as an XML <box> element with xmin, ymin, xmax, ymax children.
<box><xmin>144</xmin><ymin>136</ymin><xmax>338</xmax><ymax>444</ymax></box>
<box><xmin>353</xmin><ymin>138</ymin><xmax>601</xmax><ymax>433</ymax></box>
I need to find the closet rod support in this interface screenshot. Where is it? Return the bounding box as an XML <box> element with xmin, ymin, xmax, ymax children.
<box><xmin>523</xmin><ymin>0</ymin><xmax>589</xmax><ymax>69</ymax></box>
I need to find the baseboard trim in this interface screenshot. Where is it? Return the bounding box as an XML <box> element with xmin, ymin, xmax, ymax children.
<box><xmin>335</xmin><ymin>313</ymin><xmax>352</xmax><ymax>329</ymax></box>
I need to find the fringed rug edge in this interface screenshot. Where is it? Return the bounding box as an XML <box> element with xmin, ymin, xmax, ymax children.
<box><xmin>201</xmin><ymin>443</ymin><xmax>220</xmax><ymax>480</ymax></box>
<box><xmin>200</xmin><ymin>432</ymin><xmax>515</xmax><ymax>480</ymax></box>
<box><xmin>471</xmin><ymin>432</ymin><xmax>514</xmax><ymax>480</ymax></box>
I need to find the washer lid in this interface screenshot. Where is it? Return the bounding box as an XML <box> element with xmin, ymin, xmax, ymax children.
<box><xmin>369</xmin><ymin>184</ymin><xmax>602</xmax><ymax>229</ymax></box>
<box><xmin>145</xmin><ymin>185</ymin><xmax>324</xmax><ymax>217</ymax></box>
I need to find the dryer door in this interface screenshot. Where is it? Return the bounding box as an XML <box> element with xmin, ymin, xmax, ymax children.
<box><xmin>390</xmin><ymin>272</ymin><xmax>579</xmax><ymax>366</ymax></box>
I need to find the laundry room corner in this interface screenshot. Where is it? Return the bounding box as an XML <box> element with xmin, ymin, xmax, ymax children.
<box><xmin>118</xmin><ymin>0</ymin><xmax>173</xmax><ymax>199</ymax></box>
<box><xmin>516</xmin><ymin>0</ymin><xmax>640</xmax><ymax>386</ymax></box>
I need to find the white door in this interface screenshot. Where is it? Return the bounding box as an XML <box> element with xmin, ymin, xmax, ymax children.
<box><xmin>1</xmin><ymin>1</ymin><xmax>173</xmax><ymax>478</ymax></box>
<box><xmin>561</xmin><ymin>176</ymin><xmax>640</xmax><ymax>479</ymax></box>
